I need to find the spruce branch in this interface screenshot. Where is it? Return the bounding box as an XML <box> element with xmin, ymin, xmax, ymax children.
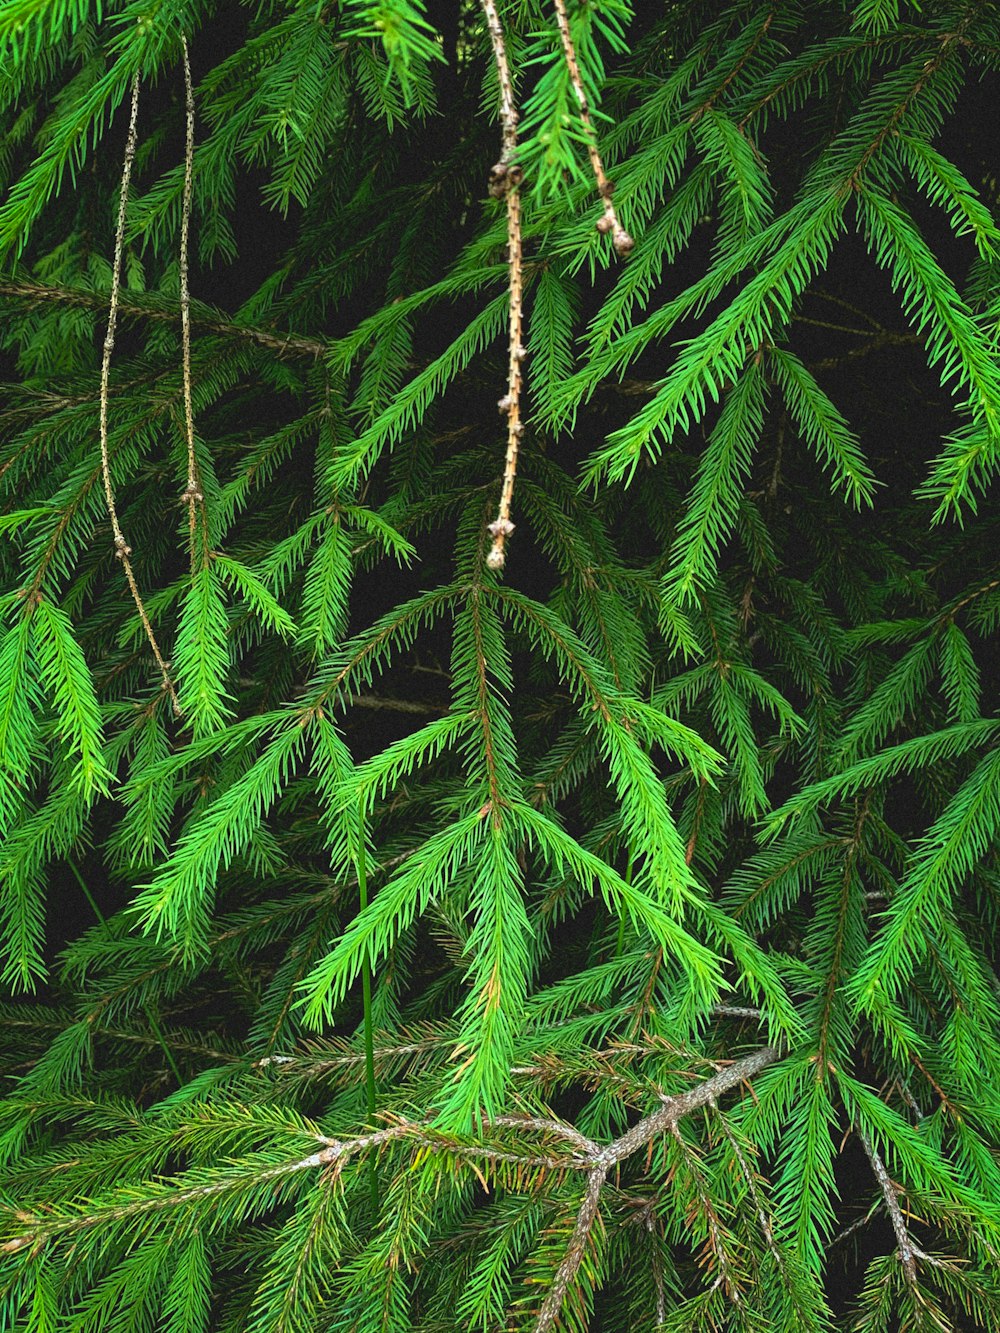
<box><xmin>711</xmin><ymin>1099</ymin><xmax>782</xmax><ymax>1264</ymax></box>
<box><xmin>551</xmin><ymin>0</ymin><xmax>634</xmax><ymax>258</ymax></box>
<box><xmin>667</xmin><ymin>1121</ymin><xmax>742</xmax><ymax>1302</ymax></box>
<box><xmin>98</xmin><ymin>72</ymin><xmax>178</xmax><ymax>712</ymax></box>
<box><xmin>480</xmin><ymin>0</ymin><xmax>524</xmax><ymax>572</ymax></box>
<box><xmin>6</xmin><ymin>4</ymin><xmax>1000</xmax><ymax>1324</ymax></box>
<box><xmin>842</xmin><ymin>17</ymin><xmax>975</xmax><ymax>196</ymax></box>
<box><xmin>0</xmin><ymin>278</ymin><xmax>326</xmax><ymax>359</ymax></box>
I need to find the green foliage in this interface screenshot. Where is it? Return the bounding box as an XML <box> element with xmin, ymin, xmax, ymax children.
<box><xmin>2</xmin><ymin>1</ymin><xmax>1000</xmax><ymax>1329</ymax></box>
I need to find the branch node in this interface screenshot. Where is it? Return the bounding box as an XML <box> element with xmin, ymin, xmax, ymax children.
<box><xmin>612</xmin><ymin>225</ymin><xmax>635</xmax><ymax>257</ymax></box>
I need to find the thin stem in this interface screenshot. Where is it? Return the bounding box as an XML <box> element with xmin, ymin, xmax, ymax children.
<box><xmin>355</xmin><ymin>806</ymin><xmax>379</xmax><ymax>1215</ymax></box>
<box><xmin>614</xmin><ymin>852</ymin><xmax>633</xmax><ymax>957</ymax></box>
<box><xmin>65</xmin><ymin>859</ymin><xmax>184</xmax><ymax>1086</ymax></box>
<box><xmin>143</xmin><ymin>1004</ymin><xmax>185</xmax><ymax>1088</ymax></box>
<box><xmin>551</xmin><ymin>0</ymin><xmax>633</xmax><ymax>257</ymax></box>
<box><xmin>98</xmin><ymin>72</ymin><xmax>178</xmax><ymax>711</ymax></box>
<box><xmin>178</xmin><ymin>36</ymin><xmax>206</xmax><ymax>567</ymax></box>
<box><xmin>858</xmin><ymin>1128</ymin><xmax>923</xmax><ymax>1290</ymax></box>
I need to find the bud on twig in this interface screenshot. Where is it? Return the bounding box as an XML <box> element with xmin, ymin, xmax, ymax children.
<box><xmin>553</xmin><ymin>0</ymin><xmax>635</xmax><ymax>263</ymax></box>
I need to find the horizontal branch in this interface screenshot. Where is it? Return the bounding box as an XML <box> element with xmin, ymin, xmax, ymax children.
<box><xmin>5</xmin><ymin>1046</ymin><xmax>782</xmax><ymax>1260</ymax></box>
<box><xmin>600</xmin><ymin>1044</ymin><xmax>781</xmax><ymax>1168</ymax></box>
<box><xmin>0</xmin><ymin>277</ymin><xmax>326</xmax><ymax>361</ymax></box>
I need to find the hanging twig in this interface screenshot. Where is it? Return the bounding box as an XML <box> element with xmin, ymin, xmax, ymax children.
<box><xmin>354</xmin><ymin>802</ymin><xmax>380</xmax><ymax>1216</ymax></box>
<box><xmin>99</xmin><ymin>72</ymin><xmax>178</xmax><ymax>712</ymax></box>
<box><xmin>480</xmin><ymin>0</ymin><xmax>525</xmax><ymax>572</ymax></box>
<box><xmin>178</xmin><ymin>36</ymin><xmax>206</xmax><ymax>566</ymax></box>
<box><xmin>552</xmin><ymin>0</ymin><xmax>634</xmax><ymax>257</ymax></box>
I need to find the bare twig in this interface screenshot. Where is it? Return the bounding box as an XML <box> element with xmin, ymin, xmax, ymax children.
<box><xmin>98</xmin><ymin>72</ymin><xmax>178</xmax><ymax>711</ymax></box>
<box><xmin>480</xmin><ymin>0</ymin><xmax>524</xmax><ymax>572</ymax></box>
<box><xmin>535</xmin><ymin>1164</ymin><xmax>608</xmax><ymax>1332</ymax></box>
<box><xmin>857</xmin><ymin>1128</ymin><xmax>926</xmax><ymax>1290</ymax></box>
<box><xmin>489</xmin><ymin>1114</ymin><xmax>600</xmax><ymax>1159</ymax></box>
<box><xmin>178</xmin><ymin>36</ymin><xmax>206</xmax><ymax>562</ymax></box>
<box><xmin>552</xmin><ymin>0</ymin><xmax>633</xmax><ymax>257</ymax></box>
<box><xmin>712</xmin><ymin>1004</ymin><xmax>764</xmax><ymax>1020</ymax></box>
<box><xmin>343</xmin><ymin>692</ymin><xmax>450</xmax><ymax>716</ymax></box>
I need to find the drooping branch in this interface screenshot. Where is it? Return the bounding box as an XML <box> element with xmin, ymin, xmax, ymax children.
<box><xmin>3</xmin><ymin>1044</ymin><xmax>784</xmax><ymax>1295</ymax></box>
<box><xmin>480</xmin><ymin>0</ymin><xmax>525</xmax><ymax>572</ymax></box>
<box><xmin>97</xmin><ymin>72</ymin><xmax>178</xmax><ymax>711</ymax></box>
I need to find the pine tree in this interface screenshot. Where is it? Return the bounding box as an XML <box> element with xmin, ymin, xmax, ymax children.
<box><xmin>2</xmin><ymin>0</ymin><xmax>1000</xmax><ymax>1327</ymax></box>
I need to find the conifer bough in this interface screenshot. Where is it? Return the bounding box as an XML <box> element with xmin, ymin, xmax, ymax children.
<box><xmin>1</xmin><ymin>1</ymin><xmax>1000</xmax><ymax>1329</ymax></box>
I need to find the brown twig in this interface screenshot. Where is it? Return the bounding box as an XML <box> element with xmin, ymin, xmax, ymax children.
<box><xmin>98</xmin><ymin>72</ymin><xmax>178</xmax><ymax>712</ymax></box>
<box><xmin>535</xmin><ymin>1163</ymin><xmax>608</xmax><ymax>1331</ymax></box>
<box><xmin>552</xmin><ymin>0</ymin><xmax>633</xmax><ymax>258</ymax></box>
<box><xmin>480</xmin><ymin>0</ymin><xmax>524</xmax><ymax>573</ymax></box>
<box><xmin>178</xmin><ymin>36</ymin><xmax>206</xmax><ymax>564</ymax></box>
